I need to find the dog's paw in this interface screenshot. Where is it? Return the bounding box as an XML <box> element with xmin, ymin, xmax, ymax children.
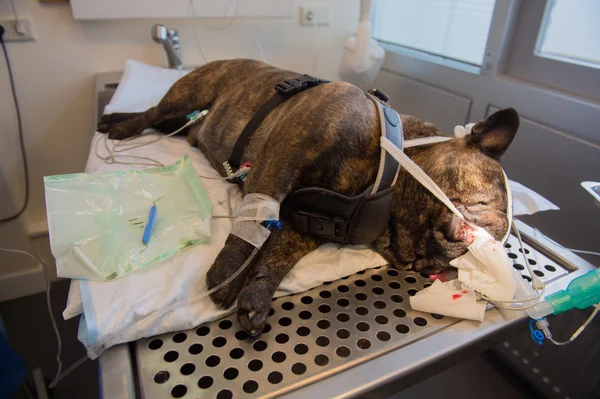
<box><xmin>206</xmin><ymin>265</ymin><xmax>245</xmax><ymax>310</ymax></box>
<box><xmin>237</xmin><ymin>279</ymin><xmax>275</xmax><ymax>336</ymax></box>
<box><xmin>97</xmin><ymin>122</ymin><xmax>111</xmax><ymax>133</ymax></box>
<box><xmin>97</xmin><ymin>114</ymin><xmax>130</xmax><ymax>134</ymax></box>
<box><xmin>107</xmin><ymin>121</ymin><xmax>138</xmax><ymax>140</ymax></box>
<box><xmin>206</xmin><ymin>235</ymin><xmax>258</xmax><ymax>310</ymax></box>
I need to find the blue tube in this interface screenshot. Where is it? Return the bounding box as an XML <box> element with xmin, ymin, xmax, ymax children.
<box><xmin>142</xmin><ymin>204</ymin><xmax>157</xmax><ymax>245</ymax></box>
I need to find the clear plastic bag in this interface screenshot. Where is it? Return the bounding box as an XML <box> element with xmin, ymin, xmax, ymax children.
<box><xmin>44</xmin><ymin>156</ymin><xmax>212</xmax><ymax>280</ymax></box>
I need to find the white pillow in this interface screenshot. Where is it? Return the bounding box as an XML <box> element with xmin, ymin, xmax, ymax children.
<box><xmin>104</xmin><ymin>60</ymin><xmax>190</xmax><ymax>114</ymax></box>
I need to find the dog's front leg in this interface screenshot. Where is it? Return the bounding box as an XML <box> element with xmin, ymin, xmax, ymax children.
<box><xmin>237</xmin><ymin>226</ymin><xmax>319</xmax><ymax>334</ymax></box>
<box><xmin>206</xmin><ymin>146</ymin><xmax>307</xmax><ymax>312</ymax></box>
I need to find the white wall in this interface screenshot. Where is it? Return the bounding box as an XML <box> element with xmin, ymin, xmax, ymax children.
<box><xmin>0</xmin><ymin>0</ymin><xmax>359</xmax><ymax>235</ymax></box>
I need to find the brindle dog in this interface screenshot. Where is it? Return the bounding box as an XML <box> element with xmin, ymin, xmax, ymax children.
<box><xmin>98</xmin><ymin>59</ymin><xmax>519</xmax><ymax>334</ymax></box>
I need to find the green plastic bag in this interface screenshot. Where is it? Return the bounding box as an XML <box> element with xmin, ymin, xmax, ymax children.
<box><xmin>44</xmin><ymin>156</ymin><xmax>212</xmax><ymax>280</ymax></box>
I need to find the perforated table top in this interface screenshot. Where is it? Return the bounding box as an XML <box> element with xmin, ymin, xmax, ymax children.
<box><xmin>134</xmin><ymin>234</ymin><xmax>569</xmax><ymax>399</ymax></box>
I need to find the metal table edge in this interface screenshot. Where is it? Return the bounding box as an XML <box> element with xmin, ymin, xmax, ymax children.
<box><xmin>99</xmin><ymin>343</ymin><xmax>136</xmax><ymax>399</ymax></box>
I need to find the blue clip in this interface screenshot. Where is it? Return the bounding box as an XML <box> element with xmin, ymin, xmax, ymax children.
<box><xmin>529</xmin><ymin>319</ymin><xmax>544</xmax><ymax>345</ymax></box>
<box><xmin>264</xmin><ymin>220</ymin><xmax>283</xmax><ymax>231</ymax></box>
<box><xmin>186</xmin><ymin>110</ymin><xmax>201</xmax><ymax>121</ymax></box>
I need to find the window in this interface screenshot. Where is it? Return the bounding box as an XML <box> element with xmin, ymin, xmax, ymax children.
<box><xmin>536</xmin><ymin>0</ymin><xmax>600</xmax><ymax>69</ymax></box>
<box><xmin>372</xmin><ymin>0</ymin><xmax>496</xmax><ymax>66</ymax></box>
<box><xmin>506</xmin><ymin>0</ymin><xmax>600</xmax><ymax>101</ymax></box>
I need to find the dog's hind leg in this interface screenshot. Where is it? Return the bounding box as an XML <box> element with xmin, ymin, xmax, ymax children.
<box><xmin>101</xmin><ymin>77</ymin><xmax>205</xmax><ymax>139</ymax></box>
<box><xmin>100</xmin><ymin>60</ymin><xmax>243</xmax><ymax>140</ymax></box>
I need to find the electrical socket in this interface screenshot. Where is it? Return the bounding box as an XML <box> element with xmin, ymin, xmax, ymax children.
<box><xmin>299</xmin><ymin>6</ymin><xmax>329</xmax><ymax>27</ymax></box>
<box><xmin>0</xmin><ymin>18</ymin><xmax>35</xmax><ymax>42</ymax></box>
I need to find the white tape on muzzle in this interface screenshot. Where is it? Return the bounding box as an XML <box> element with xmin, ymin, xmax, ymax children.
<box><xmin>231</xmin><ymin>193</ymin><xmax>280</xmax><ymax>248</ymax></box>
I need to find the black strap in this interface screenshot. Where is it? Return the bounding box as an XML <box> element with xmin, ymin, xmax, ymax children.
<box><xmin>228</xmin><ymin>74</ymin><xmax>328</xmax><ymax>170</ymax></box>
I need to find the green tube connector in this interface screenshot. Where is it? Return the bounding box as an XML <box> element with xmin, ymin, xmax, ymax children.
<box><xmin>529</xmin><ymin>269</ymin><xmax>600</xmax><ymax>319</ymax></box>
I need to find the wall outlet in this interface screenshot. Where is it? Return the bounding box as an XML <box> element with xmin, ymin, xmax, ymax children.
<box><xmin>0</xmin><ymin>18</ymin><xmax>35</xmax><ymax>42</ymax></box>
<box><xmin>299</xmin><ymin>6</ymin><xmax>329</xmax><ymax>27</ymax></box>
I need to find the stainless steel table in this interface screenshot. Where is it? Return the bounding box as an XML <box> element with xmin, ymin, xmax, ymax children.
<box><xmin>97</xmin><ymin>220</ymin><xmax>596</xmax><ymax>399</ymax></box>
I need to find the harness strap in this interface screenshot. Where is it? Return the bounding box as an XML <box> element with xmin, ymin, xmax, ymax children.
<box><xmin>228</xmin><ymin>74</ymin><xmax>329</xmax><ymax>170</ymax></box>
<box><xmin>279</xmin><ymin>91</ymin><xmax>403</xmax><ymax>244</ymax></box>
<box><xmin>368</xmin><ymin>94</ymin><xmax>403</xmax><ymax>193</ymax></box>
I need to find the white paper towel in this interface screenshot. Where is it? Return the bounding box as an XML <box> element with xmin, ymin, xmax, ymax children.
<box><xmin>509</xmin><ymin>180</ymin><xmax>559</xmax><ymax>216</ymax></box>
<box><xmin>409</xmin><ymin>280</ymin><xmax>487</xmax><ymax>321</ymax></box>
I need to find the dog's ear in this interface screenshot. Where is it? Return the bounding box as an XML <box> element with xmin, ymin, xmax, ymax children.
<box><xmin>468</xmin><ymin>108</ymin><xmax>519</xmax><ymax>160</ymax></box>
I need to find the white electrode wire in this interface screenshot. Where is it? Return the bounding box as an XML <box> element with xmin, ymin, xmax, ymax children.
<box><xmin>0</xmin><ymin>247</ymin><xmax>89</xmax><ymax>389</ymax></box>
<box><xmin>112</xmin><ymin>117</ymin><xmax>198</xmax><ymax>152</ymax></box>
<box><xmin>312</xmin><ymin>16</ymin><xmax>318</xmax><ymax>75</ymax></box>
<box><xmin>196</xmin><ymin>0</ymin><xmax>239</xmax><ymax>31</ymax></box>
<box><xmin>95</xmin><ymin>111</ymin><xmax>208</xmax><ymax>168</ymax></box>
<box><xmin>569</xmin><ymin>249</ymin><xmax>600</xmax><ymax>257</ymax></box>
<box><xmin>513</xmin><ymin>222</ymin><xmax>543</xmax><ymax>289</ymax></box>
<box><xmin>245</xmin><ymin>19</ymin><xmax>267</xmax><ymax>62</ymax></box>
<box><xmin>547</xmin><ymin>303</ymin><xmax>600</xmax><ymax>346</ymax></box>
<box><xmin>188</xmin><ymin>0</ymin><xmax>208</xmax><ymax>64</ymax></box>
<box><xmin>9</xmin><ymin>0</ymin><xmax>19</xmax><ymax>21</ymax></box>
<box><xmin>477</xmin><ymin>289</ymin><xmax>544</xmax><ymax>310</ymax></box>
<box><xmin>96</xmin><ymin>135</ymin><xmax>232</xmax><ymax>181</ymax></box>
<box><xmin>532</xmin><ymin>227</ymin><xmax>600</xmax><ymax>259</ymax></box>
<box><xmin>95</xmin><ymin>136</ymin><xmax>163</xmax><ymax>167</ymax></box>
<box><xmin>199</xmin><ymin>174</ymin><xmax>227</xmax><ymax>180</ymax></box>
<box><xmin>49</xmin><ymin>355</ymin><xmax>88</xmax><ymax>388</ymax></box>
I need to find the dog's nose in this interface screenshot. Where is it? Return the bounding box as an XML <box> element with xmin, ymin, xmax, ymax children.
<box><xmin>447</xmin><ymin>214</ymin><xmax>474</xmax><ymax>244</ymax></box>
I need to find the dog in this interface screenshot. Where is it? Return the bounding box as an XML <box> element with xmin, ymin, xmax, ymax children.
<box><xmin>98</xmin><ymin>58</ymin><xmax>519</xmax><ymax>334</ymax></box>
